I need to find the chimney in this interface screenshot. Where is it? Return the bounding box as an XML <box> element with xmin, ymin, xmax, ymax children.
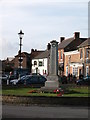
<box><xmin>47</xmin><ymin>43</ymin><xmax>51</xmax><ymax>50</ymax></box>
<box><xmin>60</xmin><ymin>37</ymin><xmax>65</xmax><ymax>43</ymax></box>
<box><xmin>74</xmin><ymin>32</ymin><xmax>80</xmax><ymax>39</ymax></box>
<box><xmin>31</xmin><ymin>49</ymin><xmax>34</xmax><ymax>53</ymax></box>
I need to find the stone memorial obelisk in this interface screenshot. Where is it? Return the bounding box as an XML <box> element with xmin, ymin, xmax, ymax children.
<box><xmin>44</xmin><ymin>40</ymin><xmax>59</xmax><ymax>89</ymax></box>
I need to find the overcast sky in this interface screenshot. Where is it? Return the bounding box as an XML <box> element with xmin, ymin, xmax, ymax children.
<box><xmin>0</xmin><ymin>0</ymin><xmax>89</xmax><ymax>60</ymax></box>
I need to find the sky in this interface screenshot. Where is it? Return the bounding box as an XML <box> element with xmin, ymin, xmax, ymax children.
<box><xmin>0</xmin><ymin>0</ymin><xmax>89</xmax><ymax>60</ymax></box>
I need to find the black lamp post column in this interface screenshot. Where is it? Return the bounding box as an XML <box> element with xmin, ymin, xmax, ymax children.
<box><xmin>19</xmin><ymin>37</ymin><xmax>22</xmax><ymax>69</ymax></box>
<box><xmin>18</xmin><ymin>30</ymin><xmax>24</xmax><ymax>76</ymax></box>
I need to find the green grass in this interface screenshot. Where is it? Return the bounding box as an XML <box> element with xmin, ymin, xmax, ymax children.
<box><xmin>2</xmin><ymin>87</ymin><xmax>37</xmax><ymax>96</ymax></box>
<box><xmin>63</xmin><ymin>94</ymin><xmax>88</xmax><ymax>97</ymax></box>
<box><xmin>1</xmin><ymin>85</ymin><xmax>90</xmax><ymax>97</ymax></box>
<box><xmin>2</xmin><ymin>87</ymin><xmax>57</xmax><ymax>97</ymax></box>
<box><xmin>63</xmin><ymin>86</ymin><xmax>89</xmax><ymax>97</ymax></box>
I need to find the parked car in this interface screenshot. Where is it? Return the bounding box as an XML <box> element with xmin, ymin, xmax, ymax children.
<box><xmin>76</xmin><ymin>76</ymin><xmax>90</xmax><ymax>85</ymax></box>
<box><xmin>17</xmin><ymin>74</ymin><xmax>47</xmax><ymax>85</ymax></box>
<box><xmin>9</xmin><ymin>75</ymin><xmax>17</xmax><ymax>80</ymax></box>
<box><xmin>10</xmin><ymin>75</ymin><xmax>27</xmax><ymax>85</ymax></box>
<box><xmin>30</xmin><ymin>73</ymin><xmax>41</xmax><ymax>75</ymax></box>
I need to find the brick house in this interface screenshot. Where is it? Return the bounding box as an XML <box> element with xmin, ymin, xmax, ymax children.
<box><xmin>64</xmin><ymin>50</ymin><xmax>83</xmax><ymax>78</ymax></box>
<box><xmin>58</xmin><ymin>32</ymin><xmax>86</xmax><ymax>77</ymax></box>
<box><xmin>2</xmin><ymin>57</ymin><xmax>14</xmax><ymax>73</ymax></box>
<box><xmin>2</xmin><ymin>49</ymin><xmax>44</xmax><ymax>74</ymax></box>
<box><xmin>78</xmin><ymin>38</ymin><xmax>90</xmax><ymax>76</ymax></box>
<box><xmin>14</xmin><ymin>52</ymin><xmax>30</xmax><ymax>71</ymax></box>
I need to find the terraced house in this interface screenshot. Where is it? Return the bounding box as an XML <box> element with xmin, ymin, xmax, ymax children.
<box><xmin>78</xmin><ymin>38</ymin><xmax>90</xmax><ymax>76</ymax></box>
<box><xmin>58</xmin><ymin>32</ymin><xmax>88</xmax><ymax>78</ymax></box>
<box><xmin>31</xmin><ymin>32</ymin><xmax>90</xmax><ymax>78</ymax></box>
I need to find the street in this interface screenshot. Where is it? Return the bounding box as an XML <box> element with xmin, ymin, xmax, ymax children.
<box><xmin>2</xmin><ymin>104</ymin><xmax>89</xmax><ymax>118</ymax></box>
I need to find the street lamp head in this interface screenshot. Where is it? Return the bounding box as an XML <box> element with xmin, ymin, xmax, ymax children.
<box><xmin>18</xmin><ymin>30</ymin><xmax>24</xmax><ymax>39</ymax></box>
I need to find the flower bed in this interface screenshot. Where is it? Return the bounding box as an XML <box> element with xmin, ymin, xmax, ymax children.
<box><xmin>53</xmin><ymin>89</ymin><xmax>64</xmax><ymax>96</ymax></box>
<box><xmin>27</xmin><ymin>88</ymin><xmax>64</xmax><ymax>97</ymax></box>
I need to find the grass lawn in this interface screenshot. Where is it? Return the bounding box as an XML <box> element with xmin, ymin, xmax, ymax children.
<box><xmin>1</xmin><ymin>85</ymin><xmax>90</xmax><ymax>97</ymax></box>
<box><xmin>2</xmin><ymin>87</ymin><xmax>58</xmax><ymax>97</ymax></box>
<box><xmin>63</xmin><ymin>86</ymin><xmax>89</xmax><ymax>97</ymax></box>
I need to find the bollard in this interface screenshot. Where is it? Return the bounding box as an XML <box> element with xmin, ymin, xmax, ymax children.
<box><xmin>7</xmin><ymin>79</ymin><xmax>9</xmax><ymax>85</ymax></box>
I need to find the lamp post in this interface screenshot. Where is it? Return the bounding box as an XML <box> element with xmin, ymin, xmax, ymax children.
<box><xmin>18</xmin><ymin>30</ymin><xmax>24</xmax><ymax>75</ymax></box>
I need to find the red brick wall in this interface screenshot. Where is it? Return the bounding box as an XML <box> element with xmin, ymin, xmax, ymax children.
<box><xmin>58</xmin><ymin>49</ymin><xmax>64</xmax><ymax>63</ymax></box>
<box><xmin>14</xmin><ymin>55</ymin><xmax>27</xmax><ymax>69</ymax></box>
<box><xmin>64</xmin><ymin>51</ymin><xmax>81</xmax><ymax>77</ymax></box>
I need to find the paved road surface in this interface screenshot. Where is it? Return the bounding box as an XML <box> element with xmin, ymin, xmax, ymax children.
<box><xmin>2</xmin><ymin>104</ymin><xmax>89</xmax><ymax>118</ymax></box>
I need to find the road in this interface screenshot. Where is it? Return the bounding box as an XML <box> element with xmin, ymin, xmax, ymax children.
<box><xmin>2</xmin><ymin>104</ymin><xmax>89</xmax><ymax>118</ymax></box>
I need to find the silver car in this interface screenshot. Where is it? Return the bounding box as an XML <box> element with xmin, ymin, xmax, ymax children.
<box><xmin>10</xmin><ymin>75</ymin><xmax>27</xmax><ymax>85</ymax></box>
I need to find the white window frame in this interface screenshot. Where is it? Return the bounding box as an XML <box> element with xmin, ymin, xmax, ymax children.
<box><xmin>18</xmin><ymin>66</ymin><xmax>23</xmax><ymax>68</ymax></box>
<box><xmin>86</xmin><ymin>66</ymin><xmax>89</xmax><ymax>76</ymax></box>
<box><xmin>73</xmin><ymin>67</ymin><xmax>78</xmax><ymax>76</ymax></box>
<box><xmin>34</xmin><ymin>61</ymin><xmax>37</xmax><ymax>66</ymax></box>
<box><xmin>39</xmin><ymin>61</ymin><xmax>43</xmax><ymax>66</ymax></box>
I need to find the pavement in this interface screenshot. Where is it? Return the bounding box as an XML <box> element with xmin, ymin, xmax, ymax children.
<box><xmin>2</xmin><ymin>104</ymin><xmax>89</xmax><ymax>119</ymax></box>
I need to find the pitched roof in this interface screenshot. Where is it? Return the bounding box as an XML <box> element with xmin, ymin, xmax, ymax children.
<box><xmin>15</xmin><ymin>52</ymin><xmax>30</xmax><ymax>57</ymax></box>
<box><xmin>58</xmin><ymin>37</ymin><xmax>87</xmax><ymax>51</ymax></box>
<box><xmin>34</xmin><ymin>50</ymin><xmax>50</xmax><ymax>59</ymax></box>
<box><xmin>7</xmin><ymin>57</ymin><xmax>14</xmax><ymax>61</ymax></box>
<box><xmin>30</xmin><ymin>50</ymin><xmax>45</xmax><ymax>59</ymax></box>
<box><xmin>65</xmin><ymin>38</ymin><xmax>87</xmax><ymax>51</ymax></box>
<box><xmin>78</xmin><ymin>38</ymin><xmax>90</xmax><ymax>47</ymax></box>
<box><xmin>23</xmin><ymin>52</ymin><xmax>30</xmax><ymax>56</ymax></box>
<box><xmin>58</xmin><ymin>37</ymin><xmax>74</xmax><ymax>49</ymax></box>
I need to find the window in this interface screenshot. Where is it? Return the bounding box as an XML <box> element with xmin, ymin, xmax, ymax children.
<box><xmin>18</xmin><ymin>57</ymin><xmax>23</xmax><ymax>63</ymax></box>
<box><xmin>80</xmin><ymin>49</ymin><xmax>83</xmax><ymax>59</ymax></box>
<box><xmin>86</xmin><ymin>49</ymin><xmax>89</xmax><ymax>58</ymax></box>
<box><xmin>86</xmin><ymin>66</ymin><xmax>89</xmax><ymax>76</ymax></box>
<box><xmin>61</xmin><ymin>51</ymin><xmax>62</xmax><ymax>59</ymax></box>
<box><xmin>66</xmin><ymin>66</ymin><xmax>68</xmax><ymax>76</ymax></box>
<box><xmin>73</xmin><ymin>67</ymin><xmax>78</xmax><ymax>76</ymax></box>
<box><xmin>18</xmin><ymin>66</ymin><xmax>23</xmax><ymax>68</ymax></box>
<box><xmin>34</xmin><ymin>61</ymin><xmax>37</xmax><ymax>65</ymax></box>
<box><xmin>39</xmin><ymin>61</ymin><xmax>43</xmax><ymax>66</ymax></box>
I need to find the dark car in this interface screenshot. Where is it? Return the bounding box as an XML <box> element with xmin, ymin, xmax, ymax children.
<box><xmin>9</xmin><ymin>75</ymin><xmax>17</xmax><ymax>80</ymax></box>
<box><xmin>17</xmin><ymin>74</ymin><xmax>47</xmax><ymax>85</ymax></box>
<box><xmin>76</xmin><ymin>76</ymin><xmax>90</xmax><ymax>85</ymax></box>
<box><xmin>59</xmin><ymin>75</ymin><xmax>67</xmax><ymax>84</ymax></box>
